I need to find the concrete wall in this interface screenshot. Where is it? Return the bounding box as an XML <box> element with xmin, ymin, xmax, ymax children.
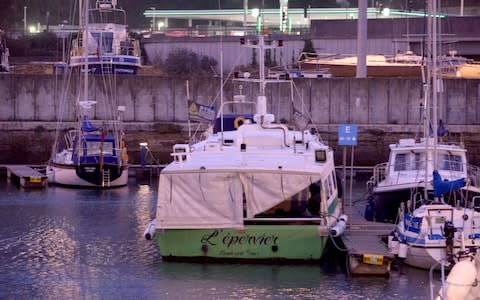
<box><xmin>4</xmin><ymin>74</ymin><xmax>479</xmax><ymax>125</ymax></box>
<box><xmin>1</xmin><ymin>74</ymin><xmax>480</xmax><ymax>166</ymax></box>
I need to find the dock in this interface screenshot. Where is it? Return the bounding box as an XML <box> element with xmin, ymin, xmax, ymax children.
<box><xmin>341</xmin><ymin>200</ymin><xmax>396</xmax><ymax>276</ymax></box>
<box><xmin>4</xmin><ymin>165</ymin><xmax>48</xmax><ymax>188</ymax></box>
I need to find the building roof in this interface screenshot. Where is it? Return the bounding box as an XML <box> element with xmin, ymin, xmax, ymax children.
<box><xmin>144</xmin><ymin>8</ymin><xmax>441</xmax><ymax>28</ymax></box>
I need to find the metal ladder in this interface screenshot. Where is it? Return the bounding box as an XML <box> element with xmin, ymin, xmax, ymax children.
<box><xmin>102</xmin><ymin>170</ymin><xmax>110</xmax><ymax>187</ymax></box>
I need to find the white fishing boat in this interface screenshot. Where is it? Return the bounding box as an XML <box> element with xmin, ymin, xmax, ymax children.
<box><xmin>367</xmin><ymin>137</ymin><xmax>480</xmax><ymax>223</ymax></box>
<box><xmin>385</xmin><ymin>0</ymin><xmax>480</xmax><ymax>271</ymax></box>
<box><xmin>47</xmin><ymin>0</ymin><xmax>129</xmax><ymax>188</ymax></box>
<box><xmin>144</xmin><ymin>34</ymin><xmax>346</xmax><ymax>262</ymax></box>
<box><xmin>69</xmin><ymin>0</ymin><xmax>141</xmax><ymax>74</ymax></box>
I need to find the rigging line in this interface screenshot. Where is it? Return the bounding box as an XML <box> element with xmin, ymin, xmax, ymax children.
<box><xmin>189</xmin><ymin>51</ymin><xmax>245</xmax><ymax>143</ymax></box>
<box><xmin>291</xmin><ymin>80</ymin><xmax>324</xmax><ymax>143</ymax></box>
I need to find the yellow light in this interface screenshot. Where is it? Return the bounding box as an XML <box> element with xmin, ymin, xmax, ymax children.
<box><xmin>28</xmin><ymin>25</ymin><xmax>37</xmax><ymax>33</ymax></box>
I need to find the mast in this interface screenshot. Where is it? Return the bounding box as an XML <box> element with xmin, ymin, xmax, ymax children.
<box><xmin>82</xmin><ymin>0</ymin><xmax>89</xmax><ymax>105</ymax></box>
<box><xmin>424</xmin><ymin>0</ymin><xmax>439</xmax><ymax>201</ymax></box>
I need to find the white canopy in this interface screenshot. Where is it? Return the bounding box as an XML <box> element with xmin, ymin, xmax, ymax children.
<box><xmin>156</xmin><ymin>170</ymin><xmax>321</xmax><ymax>229</ymax></box>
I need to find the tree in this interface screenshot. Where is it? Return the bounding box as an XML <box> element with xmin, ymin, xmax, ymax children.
<box><xmin>164</xmin><ymin>48</ymin><xmax>218</xmax><ymax>76</ymax></box>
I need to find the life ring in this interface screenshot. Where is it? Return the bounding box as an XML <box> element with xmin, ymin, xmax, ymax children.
<box><xmin>234</xmin><ymin>116</ymin><xmax>246</xmax><ymax>129</ymax></box>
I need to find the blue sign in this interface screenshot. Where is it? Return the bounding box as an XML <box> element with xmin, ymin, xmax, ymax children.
<box><xmin>338</xmin><ymin>124</ymin><xmax>358</xmax><ymax>146</ymax></box>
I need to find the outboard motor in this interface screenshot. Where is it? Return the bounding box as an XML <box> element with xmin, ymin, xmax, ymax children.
<box><xmin>443</xmin><ymin>221</ymin><xmax>456</xmax><ymax>264</ymax></box>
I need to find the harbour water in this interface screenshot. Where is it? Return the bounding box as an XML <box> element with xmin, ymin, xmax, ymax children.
<box><xmin>0</xmin><ymin>176</ymin><xmax>436</xmax><ymax>299</ymax></box>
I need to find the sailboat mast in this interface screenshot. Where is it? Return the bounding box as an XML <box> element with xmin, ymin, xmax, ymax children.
<box><xmin>424</xmin><ymin>0</ymin><xmax>439</xmax><ymax>201</ymax></box>
<box><xmin>431</xmin><ymin>0</ymin><xmax>439</xmax><ymax>170</ymax></box>
<box><xmin>82</xmin><ymin>0</ymin><xmax>89</xmax><ymax>104</ymax></box>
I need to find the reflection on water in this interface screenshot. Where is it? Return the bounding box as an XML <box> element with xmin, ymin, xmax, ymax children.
<box><xmin>0</xmin><ymin>177</ymin><xmax>433</xmax><ymax>299</ymax></box>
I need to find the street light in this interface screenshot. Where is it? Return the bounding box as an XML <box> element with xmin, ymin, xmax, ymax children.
<box><xmin>23</xmin><ymin>6</ymin><xmax>27</xmax><ymax>34</ymax></box>
<box><xmin>150</xmin><ymin>7</ymin><xmax>155</xmax><ymax>31</ymax></box>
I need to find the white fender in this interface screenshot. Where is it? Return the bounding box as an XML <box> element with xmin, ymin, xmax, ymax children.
<box><xmin>389</xmin><ymin>237</ymin><xmax>399</xmax><ymax>255</ymax></box>
<box><xmin>443</xmin><ymin>260</ymin><xmax>477</xmax><ymax>300</ymax></box>
<box><xmin>330</xmin><ymin>214</ymin><xmax>348</xmax><ymax>237</ymax></box>
<box><xmin>143</xmin><ymin>219</ymin><xmax>156</xmax><ymax>240</ymax></box>
<box><xmin>398</xmin><ymin>242</ymin><xmax>408</xmax><ymax>258</ymax></box>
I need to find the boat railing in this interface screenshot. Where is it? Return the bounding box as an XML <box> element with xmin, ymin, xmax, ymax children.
<box><xmin>370</xmin><ymin>162</ymin><xmax>388</xmax><ymax>185</ymax></box>
<box><xmin>116</xmin><ymin>39</ymin><xmax>141</xmax><ymax>57</ymax></box>
<box><xmin>70</xmin><ymin>37</ymin><xmax>141</xmax><ymax>58</ymax></box>
<box><xmin>467</xmin><ymin>164</ymin><xmax>480</xmax><ymax>187</ymax></box>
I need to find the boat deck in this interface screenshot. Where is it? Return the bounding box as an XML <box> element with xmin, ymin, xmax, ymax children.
<box><xmin>4</xmin><ymin>165</ymin><xmax>48</xmax><ymax>188</ymax></box>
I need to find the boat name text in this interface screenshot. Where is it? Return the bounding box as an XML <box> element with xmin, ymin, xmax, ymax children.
<box><xmin>201</xmin><ymin>230</ymin><xmax>279</xmax><ymax>248</ymax></box>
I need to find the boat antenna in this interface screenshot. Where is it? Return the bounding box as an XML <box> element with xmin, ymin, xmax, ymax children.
<box><xmin>219</xmin><ymin>0</ymin><xmax>225</xmax><ymax>144</ymax></box>
<box><xmin>82</xmin><ymin>0</ymin><xmax>89</xmax><ymax>107</ymax></box>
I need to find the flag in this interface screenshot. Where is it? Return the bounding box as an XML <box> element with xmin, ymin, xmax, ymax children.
<box><xmin>188</xmin><ymin>100</ymin><xmax>216</xmax><ymax>122</ymax></box>
<box><xmin>292</xmin><ymin>109</ymin><xmax>309</xmax><ymax>130</ymax></box>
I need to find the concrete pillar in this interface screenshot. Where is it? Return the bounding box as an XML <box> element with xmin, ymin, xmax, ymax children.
<box><xmin>356</xmin><ymin>0</ymin><xmax>367</xmax><ymax>78</ymax></box>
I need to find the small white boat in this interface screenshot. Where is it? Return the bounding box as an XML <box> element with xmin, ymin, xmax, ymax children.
<box><xmin>69</xmin><ymin>0</ymin><xmax>141</xmax><ymax>74</ymax></box>
<box><xmin>367</xmin><ymin>137</ymin><xmax>480</xmax><ymax>223</ymax></box>
<box><xmin>47</xmin><ymin>0</ymin><xmax>129</xmax><ymax>188</ymax></box>
<box><xmin>392</xmin><ymin>171</ymin><xmax>480</xmax><ymax>270</ymax></box>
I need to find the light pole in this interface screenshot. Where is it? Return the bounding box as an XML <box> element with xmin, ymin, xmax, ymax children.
<box><xmin>150</xmin><ymin>7</ymin><xmax>155</xmax><ymax>31</ymax></box>
<box><xmin>23</xmin><ymin>6</ymin><xmax>27</xmax><ymax>34</ymax></box>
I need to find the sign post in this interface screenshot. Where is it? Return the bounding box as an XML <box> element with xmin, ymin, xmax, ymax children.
<box><xmin>338</xmin><ymin>124</ymin><xmax>358</xmax><ymax>213</ymax></box>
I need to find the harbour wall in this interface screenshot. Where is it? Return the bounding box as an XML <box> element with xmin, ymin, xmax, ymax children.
<box><xmin>0</xmin><ymin>74</ymin><xmax>479</xmax><ymax>166</ymax></box>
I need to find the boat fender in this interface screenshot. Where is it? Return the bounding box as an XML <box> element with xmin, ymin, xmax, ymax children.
<box><xmin>364</xmin><ymin>196</ymin><xmax>374</xmax><ymax>221</ymax></box>
<box><xmin>443</xmin><ymin>260</ymin><xmax>477</xmax><ymax>300</ymax></box>
<box><xmin>389</xmin><ymin>236</ymin><xmax>399</xmax><ymax>255</ymax></box>
<box><xmin>330</xmin><ymin>214</ymin><xmax>348</xmax><ymax>237</ymax></box>
<box><xmin>143</xmin><ymin>220</ymin><xmax>156</xmax><ymax>240</ymax></box>
<box><xmin>398</xmin><ymin>242</ymin><xmax>408</xmax><ymax>259</ymax></box>
<box><xmin>387</xmin><ymin>232</ymin><xmax>394</xmax><ymax>249</ymax></box>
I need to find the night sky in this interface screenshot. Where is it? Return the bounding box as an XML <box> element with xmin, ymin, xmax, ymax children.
<box><xmin>0</xmin><ymin>0</ymin><xmax>473</xmax><ymax>31</ymax></box>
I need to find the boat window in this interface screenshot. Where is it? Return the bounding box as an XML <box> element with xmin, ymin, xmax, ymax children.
<box><xmin>91</xmin><ymin>32</ymin><xmax>113</xmax><ymax>54</ymax></box>
<box><xmin>323</xmin><ymin>179</ymin><xmax>330</xmax><ymax>198</ymax></box>
<box><xmin>440</xmin><ymin>154</ymin><xmax>463</xmax><ymax>171</ymax></box>
<box><xmin>414</xmin><ymin>153</ymin><xmax>425</xmax><ymax>170</ymax></box>
<box><xmin>85</xmin><ymin>141</ymin><xmax>114</xmax><ymax>155</ymax></box>
<box><xmin>394</xmin><ymin>153</ymin><xmax>407</xmax><ymax>171</ymax></box>
<box><xmin>327</xmin><ymin>175</ymin><xmax>333</xmax><ymax>197</ymax></box>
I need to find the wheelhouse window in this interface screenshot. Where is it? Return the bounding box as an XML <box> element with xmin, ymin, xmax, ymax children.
<box><xmin>394</xmin><ymin>153</ymin><xmax>407</xmax><ymax>171</ymax></box>
<box><xmin>394</xmin><ymin>152</ymin><xmax>426</xmax><ymax>171</ymax></box>
<box><xmin>440</xmin><ymin>154</ymin><xmax>463</xmax><ymax>171</ymax></box>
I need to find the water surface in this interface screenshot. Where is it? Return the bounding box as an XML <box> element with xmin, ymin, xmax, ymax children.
<box><xmin>0</xmin><ymin>177</ymin><xmax>436</xmax><ymax>299</ymax></box>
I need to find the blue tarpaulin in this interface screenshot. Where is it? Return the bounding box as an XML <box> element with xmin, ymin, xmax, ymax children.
<box><xmin>433</xmin><ymin>170</ymin><xmax>465</xmax><ymax>197</ymax></box>
<box><xmin>81</xmin><ymin>116</ymin><xmax>98</xmax><ymax>132</ymax></box>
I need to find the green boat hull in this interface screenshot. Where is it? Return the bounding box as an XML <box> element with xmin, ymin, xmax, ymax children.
<box><xmin>155</xmin><ymin>225</ymin><xmax>328</xmax><ymax>262</ymax></box>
